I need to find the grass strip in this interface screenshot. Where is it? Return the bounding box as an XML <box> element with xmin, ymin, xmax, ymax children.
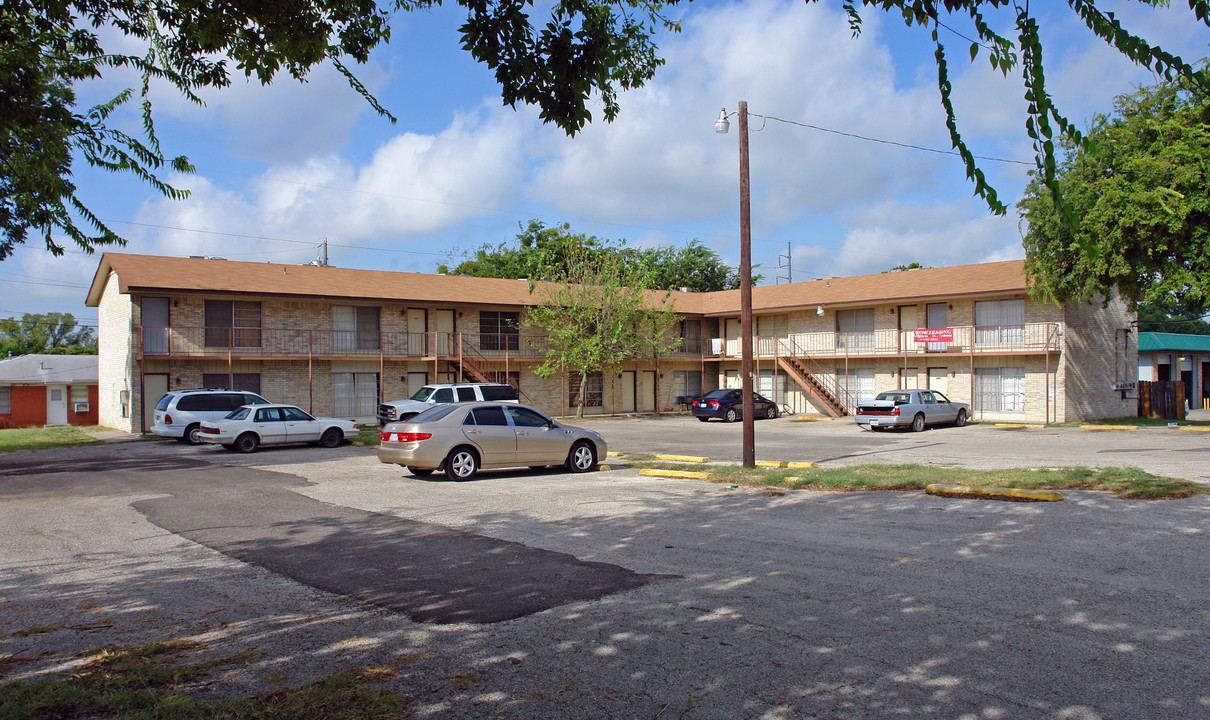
<box><xmin>0</xmin><ymin>640</ymin><xmax>413</xmax><ymax>719</ymax></box>
<box><xmin>0</xmin><ymin>425</ymin><xmax>104</xmax><ymax>453</ymax></box>
<box><xmin>627</xmin><ymin>460</ymin><xmax>1208</xmax><ymax>500</ymax></box>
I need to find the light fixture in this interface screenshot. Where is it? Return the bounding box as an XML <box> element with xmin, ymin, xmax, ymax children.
<box><xmin>714</xmin><ymin>108</ymin><xmax>730</xmax><ymax>134</ymax></box>
<box><xmin>816</xmin><ymin>305</ymin><xmax>824</xmax><ymax>316</ymax></box>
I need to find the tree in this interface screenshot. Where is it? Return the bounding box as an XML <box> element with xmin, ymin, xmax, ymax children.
<box><xmin>446</xmin><ymin>220</ymin><xmax>746</xmax><ymax>291</ymax></box>
<box><xmin>5</xmin><ymin>1</ymin><xmax>1207</xmax><ymax>260</ymax></box>
<box><xmin>885</xmin><ymin>262</ymin><xmax>927</xmax><ymax>272</ymax></box>
<box><xmin>524</xmin><ymin>242</ymin><xmax>680</xmax><ymax>417</ymax></box>
<box><xmin>1</xmin><ymin>0</ymin><xmax>677</xmax><ymax>260</ymax></box>
<box><xmin>1019</xmin><ymin>70</ymin><xmax>1210</xmax><ymax>313</ymax></box>
<box><xmin>0</xmin><ymin>312</ymin><xmax>96</xmax><ymax>355</ymax></box>
<box><xmin>1136</xmin><ymin>302</ymin><xmax>1210</xmax><ymax>335</ymax></box>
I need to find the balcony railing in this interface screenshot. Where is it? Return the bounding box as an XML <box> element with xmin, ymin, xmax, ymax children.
<box><xmin>709</xmin><ymin>322</ymin><xmax>1062</xmax><ymax>359</ymax></box>
<box><xmin>136</xmin><ymin>323</ymin><xmax>1061</xmax><ymax>361</ymax></box>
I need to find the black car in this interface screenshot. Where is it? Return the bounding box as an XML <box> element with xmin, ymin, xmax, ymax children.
<box><xmin>691</xmin><ymin>389</ymin><xmax>780</xmax><ymax>422</ymax></box>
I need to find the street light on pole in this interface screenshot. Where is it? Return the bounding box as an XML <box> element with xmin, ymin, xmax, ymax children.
<box><xmin>715</xmin><ymin>102</ymin><xmax>756</xmax><ymax>468</ymax></box>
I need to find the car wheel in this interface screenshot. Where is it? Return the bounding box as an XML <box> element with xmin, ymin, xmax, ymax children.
<box><xmin>408</xmin><ymin>467</ymin><xmax>434</xmax><ymax>477</ymax></box>
<box><xmin>566</xmin><ymin>441</ymin><xmax>596</xmax><ymax>473</ymax></box>
<box><xmin>697</xmin><ymin>416</ymin><xmax>710</xmax><ymax>422</ymax></box>
<box><xmin>443</xmin><ymin>446</ymin><xmax>479</xmax><ymax>481</ymax></box>
<box><xmin>320</xmin><ymin>428</ymin><xmax>343</xmax><ymax>448</ymax></box>
<box><xmin>954</xmin><ymin>409</ymin><xmax>968</xmax><ymax>427</ymax></box>
<box><xmin>910</xmin><ymin>413</ymin><xmax>926</xmax><ymax>432</ymax></box>
<box><xmin>234</xmin><ymin>432</ymin><xmax>259</xmax><ymax>453</ymax></box>
<box><xmin>765</xmin><ymin>406</ymin><xmax>778</xmax><ymax>419</ymax></box>
<box><xmin>184</xmin><ymin>423</ymin><xmax>203</xmax><ymax>445</ymax></box>
<box><xmin>724</xmin><ymin>408</ymin><xmax>738</xmax><ymax>423</ymax></box>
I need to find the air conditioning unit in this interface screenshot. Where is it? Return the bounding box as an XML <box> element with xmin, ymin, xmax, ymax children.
<box><xmin>73</xmin><ymin>402</ymin><xmax>90</xmax><ymax>413</ymax></box>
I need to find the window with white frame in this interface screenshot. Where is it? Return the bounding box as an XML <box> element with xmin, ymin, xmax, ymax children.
<box><xmin>758</xmin><ymin>368</ymin><xmax>788</xmax><ymax>401</ymax></box>
<box><xmin>835</xmin><ymin>308</ymin><xmax>875</xmax><ymax>350</ymax></box>
<box><xmin>480</xmin><ymin>311</ymin><xmax>520</xmax><ymax>351</ymax></box>
<box><xmin>0</xmin><ymin>386</ymin><xmax>10</xmax><ymax>413</ymax></box>
<box><xmin>837</xmin><ymin>368</ymin><xmax>876</xmax><ymax>406</ymax></box>
<box><xmin>672</xmin><ymin>370</ymin><xmax>702</xmax><ymax>400</ymax></box>
<box><xmin>974</xmin><ymin>299</ymin><xmax>1025</xmax><ymax>345</ymax></box>
<box><xmin>332</xmin><ymin>305</ymin><xmax>380</xmax><ymax>351</ymax></box>
<box><xmin>974</xmin><ymin>367</ymin><xmax>1026</xmax><ymax>412</ymax></box>
<box><xmin>333</xmin><ymin>372</ymin><xmax>379</xmax><ymax>416</ymax></box>
<box><xmin>568</xmin><ymin>371</ymin><xmax>603</xmax><ymax>408</ymax></box>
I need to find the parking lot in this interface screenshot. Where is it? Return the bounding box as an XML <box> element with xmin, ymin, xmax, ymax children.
<box><xmin>2</xmin><ymin>418</ymin><xmax>1209</xmax><ymax>718</ymax></box>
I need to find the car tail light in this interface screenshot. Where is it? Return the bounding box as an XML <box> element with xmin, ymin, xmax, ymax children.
<box><xmin>381</xmin><ymin>431</ymin><xmax>432</xmax><ymax>443</ymax></box>
<box><xmin>200</xmin><ymin>424</ymin><xmax>217</xmax><ymax>433</ymax></box>
<box><xmin>164</xmin><ymin>414</ymin><xmax>173</xmax><ymax>425</ymax></box>
<box><xmin>709</xmin><ymin>401</ymin><xmax>720</xmax><ymax>409</ymax></box>
<box><xmin>892</xmin><ymin>407</ymin><xmax>899</xmax><ymax>415</ymax></box>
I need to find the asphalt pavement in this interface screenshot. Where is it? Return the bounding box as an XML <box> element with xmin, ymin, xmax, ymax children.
<box><xmin>1</xmin><ymin>422</ymin><xmax>1208</xmax><ymax>719</ymax></box>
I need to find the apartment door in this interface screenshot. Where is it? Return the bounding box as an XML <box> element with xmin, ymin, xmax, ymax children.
<box><xmin>620</xmin><ymin>371</ymin><xmax>636</xmax><ymax>413</ymax></box>
<box><xmin>46</xmin><ymin>385</ymin><xmax>68</xmax><ymax>425</ymax></box>
<box><xmin>638</xmin><ymin>371</ymin><xmax>656</xmax><ymax>412</ymax></box>
<box><xmin>724</xmin><ymin>318</ymin><xmax>741</xmax><ymax>357</ymax></box>
<box><xmin>141</xmin><ymin>297</ymin><xmax>170</xmax><ymax>355</ymax></box>
<box><xmin>926</xmin><ymin>303</ymin><xmax>947</xmax><ymax>352</ymax></box>
<box><xmin>902</xmin><ymin>367</ymin><xmax>918</xmax><ymax>389</ymax></box>
<box><xmin>898</xmin><ymin>305</ymin><xmax>918</xmax><ymax>352</ymax></box>
<box><xmin>407</xmin><ymin>308</ymin><xmax>427</xmax><ymax>356</ymax></box>
<box><xmin>436</xmin><ymin>309</ymin><xmax>456</xmax><ymax>357</ymax></box>
<box><xmin>144</xmin><ymin>373</ymin><xmax>168</xmax><ymax>433</ymax></box>
<box><xmin>406</xmin><ymin>372</ymin><xmax>428</xmax><ymax>397</ymax></box>
<box><xmin>928</xmin><ymin>368</ymin><xmax>948</xmax><ymax>396</ymax></box>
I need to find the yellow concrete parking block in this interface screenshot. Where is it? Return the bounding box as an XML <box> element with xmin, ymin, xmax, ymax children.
<box><xmin>995</xmin><ymin>423</ymin><xmax>1046</xmax><ymax>429</ymax></box>
<box><xmin>789</xmin><ymin>416</ymin><xmax>831</xmax><ymax>422</ymax></box>
<box><xmin>594</xmin><ymin>465</ymin><xmax>611</xmax><ymax>471</ymax></box>
<box><xmin>1078</xmin><ymin>425</ymin><xmax>1138</xmax><ymax>431</ymax></box>
<box><xmin>607</xmin><ymin>451</ymin><xmax>625</xmax><ymax>457</ymax></box>
<box><xmin>640</xmin><ymin>468</ymin><xmax>715</xmax><ymax>480</ymax></box>
<box><xmin>653</xmin><ymin>454</ymin><xmax>711</xmax><ymax>463</ymax></box>
<box><xmin>926</xmin><ymin>483</ymin><xmax>1063</xmax><ymax>502</ymax></box>
<box><xmin>756</xmin><ymin>460</ymin><xmax>789</xmax><ymax>468</ymax></box>
<box><xmin>787</xmin><ymin>461</ymin><xmax>818</xmax><ymax>469</ymax></box>
<box><xmin>1178</xmin><ymin>426</ymin><xmax>1210</xmax><ymax>432</ymax></box>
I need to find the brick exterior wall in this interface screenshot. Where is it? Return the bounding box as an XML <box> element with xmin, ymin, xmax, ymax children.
<box><xmin>1061</xmin><ymin>293</ymin><xmax>1137</xmax><ymax>422</ymax></box>
<box><xmin>97</xmin><ymin>272</ymin><xmax>1134</xmax><ymax>427</ymax></box>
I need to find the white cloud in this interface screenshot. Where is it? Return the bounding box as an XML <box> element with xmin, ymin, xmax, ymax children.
<box><xmin>132</xmin><ymin>105</ymin><xmax>529</xmax><ymax>261</ymax></box>
<box><xmin>802</xmin><ymin>199</ymin><xmax>1023</xmax><ymax>277</ymax></box>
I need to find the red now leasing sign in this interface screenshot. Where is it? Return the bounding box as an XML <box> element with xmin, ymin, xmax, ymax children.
<box><xmin>914</xmin><ymin>328</ymin><xmax>954</xmax><ymax>343</ymax></box>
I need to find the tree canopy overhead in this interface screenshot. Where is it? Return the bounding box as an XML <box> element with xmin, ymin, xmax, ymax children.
<box><xmin>1019</xmin><ymin>68</ymin><xmax>1210</xmax><ymax>314</ymax></box>
<box><xmin>446</xmin><ymin>220</ymin><xmax>748</xmax><ymax>292</ymax></box>
<box><xmin>3</xmin><ymin>0</ymin><xmax>1208</xmax><ymax>261</ymax></box>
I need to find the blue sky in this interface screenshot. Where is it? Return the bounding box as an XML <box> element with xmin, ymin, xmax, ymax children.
<box><xmin>3</xmin><ymin>0</ymin><xmax>1207</xmax><ymax>332</ymax></box>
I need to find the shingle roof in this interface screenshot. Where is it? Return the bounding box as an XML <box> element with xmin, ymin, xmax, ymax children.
<box><xmin>0</xmin><ymin>354</ymin><xmax>98</xmax><ymax>384</ymax></box>
<box><xmin>86</xmin><ymin>253</ymin><xmax>1028</xmax><ymax>315</ymax></box>
<box><xmin>1137</xmin><ymin>332</ymin><xmax>1210</xmax><ymax>353</ymax></box>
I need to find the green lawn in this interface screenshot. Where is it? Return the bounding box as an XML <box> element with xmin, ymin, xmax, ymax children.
<box><xmin>628</xmin><ymin>458</ymin><xmax>1209</xmax><ymax>500</ymax></box>
<box><xmin>0</xmin><ymin>425</ymin><xmax>105</xmax><ymax>452</ymax></box>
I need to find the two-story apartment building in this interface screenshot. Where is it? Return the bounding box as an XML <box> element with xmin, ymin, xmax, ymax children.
<box><xmin>85</xmin><ymin>253</ymin><xmax>1136</xmax><ymax>431</ymax></box>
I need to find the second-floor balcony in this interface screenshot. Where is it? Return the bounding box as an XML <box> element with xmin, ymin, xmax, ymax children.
<box><xmin>136</xmin><ymin>322</ymin><xmax>1062</xmax><ymax>363</ymax></box>
<box><xmin>713</xmin><ymin>322</ymin><xmax>1063</xmax><ymax>359</ymax></box>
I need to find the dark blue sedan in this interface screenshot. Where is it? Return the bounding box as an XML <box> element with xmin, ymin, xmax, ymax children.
<box><xmin>691</xmin><ymin>389</ymin><xmax>780</xmax><ymax>422</ymax></box>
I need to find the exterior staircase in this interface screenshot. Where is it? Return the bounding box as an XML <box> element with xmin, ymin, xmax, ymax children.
<box><xmin>777</xmin><ymin>356</ymin><xmax>850</xmax><ymax>417</ymax></box>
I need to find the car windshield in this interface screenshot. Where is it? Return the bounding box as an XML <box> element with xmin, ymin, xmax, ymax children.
<box><xmin>225</xmin><ymin>407</ymin><xmax>251</xmax><ymax>420</ymax></box>
<box><xmin>410</xmin><ymin>387</ymin><xmax>436</xmax><ymax>402</ymax></box>
<box><xmin>412</xmin><ymin>404</ymin><xmax>463</xmax><ymax>423</ymax></box>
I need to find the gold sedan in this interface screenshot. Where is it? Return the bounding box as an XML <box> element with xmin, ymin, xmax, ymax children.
<box><xmin>377</xmin><ymin>402</ymin><xmax>607</xmax><ymax>481</ymax></box>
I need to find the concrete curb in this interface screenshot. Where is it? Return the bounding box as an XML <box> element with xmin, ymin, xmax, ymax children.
<box><xmin>653</xmin><ymin>454</ymin><xmax>710</xmax><ymax>463</ymax></box>
<box><xmin>789</xmin><ymin>416</ymin><xmax>832</xmax><ymax>422</ymax></box>
<box><xmin>639</xmin><ymin>468</ymin><xmax>714</xmax><ymax>480</ymax></box>
<box><xmin>926</xmin><ymin>483</ymin><xmax>1063</xmax><ymax>502</ymax></box>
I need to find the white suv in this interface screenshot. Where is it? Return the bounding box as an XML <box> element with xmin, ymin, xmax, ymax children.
<box><xmin>152</xmin><ymin>388</ymin><xmax>271</xmax><ymax>444</ymax></box>
<box><xmin>377</xmin><ymin>382</ymin><xmax>518</xmax><ymax>425</ymax></box>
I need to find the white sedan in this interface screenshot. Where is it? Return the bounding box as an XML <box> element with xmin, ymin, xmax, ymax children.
<box><xmin>198</xmin><ymin>404</ymin><xmax>358</xmax><ymax>453</ymax></box>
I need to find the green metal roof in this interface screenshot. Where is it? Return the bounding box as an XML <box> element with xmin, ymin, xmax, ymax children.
<box><xmin>1137</xmin><ymin>332</ymin><xmax>1210</xmax><ymax>353</ymax></box>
